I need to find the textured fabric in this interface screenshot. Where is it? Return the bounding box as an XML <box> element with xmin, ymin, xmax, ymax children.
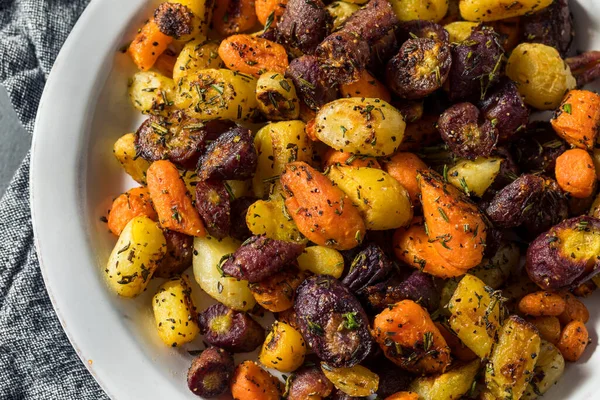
<box><xmin>0</xmin><ymin>0</ymin><xmax>108</xmax><ymax>398</ymax></box>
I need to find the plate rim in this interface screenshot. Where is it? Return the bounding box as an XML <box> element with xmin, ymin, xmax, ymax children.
<box><xmin>29</xmin><ymin>0</ymin><xmax>174</xmax><ymax>398</ymax></box>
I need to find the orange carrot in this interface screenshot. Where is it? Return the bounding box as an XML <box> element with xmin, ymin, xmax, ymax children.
<box><xmin>128</xmin><ymin>19</ymin><xmax>173</xmax><ymax>71</ymax></box>
<box><xmin>489</xmin><ymin>18</ymin><xmax>520</xmax><ymax>52</ymax></box>
<box><xmin>399</xmin><ymin>114</ymin><xmax>440</xmax><ymax>151</ymax></box>
<box><xmin>559</xmin><ymin>293</ymin><xmax>590</xmax><ymax>324</ymax></box>
<box><xmin>340</xmin><ymin>70</ymin><xmax>392</xmax><ymax>102</ymax></box>
<box><xmin>555</xmin><ymin>148</ymin><xmax>597</xmax><ymax>198</ymax></box>
<box><xmin>249</xmin><ymin>268</ymin><xmax>307</xmax><ymax>312</ymax></box>
<box><xmin>385</xmin><ymin>392</ymin><xmax>420</xmax><ymax>400</ymax></box>
<box><xmin>146</xmin><ymin>160</ymin><xmax>205</xmax><ymax>237</ymax></box>
<box><xmin>280</xmin><ymin>162</ymin><xmax>366</xmax><ymax>250</ymax></box>
<box><xmin>153</xmin><ymin>50</ymin><xmax>177</xmax><ymax>78</ymax></box>
<box><xmin>212</xmin><ymin>0</ymin><xmax>258</xmax><ymax>36</ymax></box>
<box><xmin>557</xmin><ymin>321</ymin><xmax>589</xmax><ymax>362</ymax></box>
<box><xmin>322</xmin><ymin>148</ymin><xmax>381</xmax><ymax>169</ymax></box>
<box><xmin>305</xmin><ymin>119</ymin><xmax>319</xmax><ymax>142</ymax></box>
<box><xmin>393</xmin><ymin>217</ymin><xmax>467</xmax><ymax>278</ymax></box>
<box><xmin>372</xmin><ymin>300</ymin><xmax>451</xmax><ymax>374</ymax></box>
<box><xmin>255</xmin><ymin>0</ymin><xmax>287</xmax><ymax>26</ymax></box>
<box><xmin>383</xmin><ymin>152</ymin><xmax>428</xmax><ymax>205</ymax></box>
<box><xmin>218</xmin><ymin>34</ymin><xmax>288</xmax><ymax>77</ymax></box>
<box><xmin>392</xmin><ymin>100</ymin><xmax>424</xmax><ymax>123</ymax></box>
<box><xmin>551</xmin><ymin>89</ymin><xmax>600</xmax><ymax>150</ymax></box>
<box><xmin>518</xmin><ymin>291</ymin><xmax>566</xmax><ymax>317</ymax></box>
<box><xmin>572</xmin><ymin>281</ymin><xmax>596</xmax><ymax>297</ymax></box>
<box><xmin>527</xmin><ymin>316</ymin><xmax>561</xmax><ymax>345</ymax></box>
<box><xmin>418</xmin><ymin>170</ymin><xmax>487</xmax><ymax>271</ymax></box>
<box><xmin>593</xmin><ymin>149</ymin><xmax>600</xmax><ymax>180</ymax></box>
<box><xmin>299</xmin><ymin>103</ymin><xmax>317</xmax><ymax>123</ymax></box>
<box><xmin>435</xmin><ymin>322</ymin><xmax>478</xmax><ymax>362</ymax></box>
<box><xmin>230</xmin><ymin>361</ymin><xmax>282</xmax><ymax>400</ymax></box>
<box><xmin>107</xmin><ymin>187</ymin><xmax>157</xmax><ymax>236</ymax></box>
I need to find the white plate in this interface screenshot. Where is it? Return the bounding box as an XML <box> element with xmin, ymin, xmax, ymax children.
<box><xmin>30</xmin><ymin>0</ymin><xmax>600</xmax><ymax>399</ymax></box>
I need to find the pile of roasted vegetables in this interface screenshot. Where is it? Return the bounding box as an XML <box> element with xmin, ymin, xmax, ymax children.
<box><xmin>104</xmin><ymin>0</ymin><xmax>600</xmax><ymax>398</ymax></box>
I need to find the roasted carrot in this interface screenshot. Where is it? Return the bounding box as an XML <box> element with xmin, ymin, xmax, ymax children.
<box><xmin>128</xmin><ymin>19</ymin><xmax>173</xmax><ymax>71</ymax></box>
<box><xmin>230</xmin><ymin>361</ymin><xmax>282</xmax><ymax>400</ymax></box>
<box><xmin>340</xmin><ymin>70</ymin><xmax>392</xmax><ymax>102</ymax></box>
<box><xmin>383</xmin><ymin>152</ymin><xmax>428</xmax><ymax>205</ymax></box>
<box><xmin>435</xmin><ymin>322</ymin><xmax>478</xmax><ymax>362</ymax></box>
<box><xmin>255</xmin><ymin>0</ymin><xmax>287</xmax><ymax>26</ymax></box>
<box><xmin>489</xmin><ymin>18</ymin><xmax>520</xmax><ymax>52</ymax></box>
<box><xmin>555</xmin><ymin>148</ymin><xmax>597</xmax><ymax>198</ymax></box>
<box><xmin>153</xmin><ymin>50</ymin><xmax>177</xmax><ymax>78</ymax></box>
<box><xmin>393</xmin><ymin>217</ymin><xmax>467</xmax><ymax>278</ymax></box>
<box><xmin>218</xmin><ymin>34</ymin><xmax>288</xmax><ymax>77</ymax></box>
<box><xmin>551</xmin><ymin>89</ymin><xmax>600</xmax><ymax>150</ymax></box>
<box><xmin>518</xmin><ymin>291</ymin><xmax>566</xmax><ymax>317</ymax></box>
<box><xmin>372</xmin><ymin>300</ymin><xmax>451</xmax><ymax>374</ymax></box>
<box><xmin>146</xmin><ymin>160</ymin><xmax>205</xmax><ymax>237</ymax></box>
<box><xmin>322</xmin><ymin>148</ymin><xmax>381</xmax><ymax>169</ymax></box>
<box><xmin>559</xmin><ymin>293</ymin><xmax>590</xmax><ymax>324</ymax></box>
<box><xmin>593</xmin><ymin>149</ymin><xmax>600</xmax><ymax>180</ymax></box>
<box><xmin>527</xmin><ymin>316</ymin><xmax>561</xmax><ymax>345</ymax></box>
<box><xmin>305</xmin><ymin>119</ymin><xmax>319</xmax><ymax>142</ymax></box>
<box><xmin>280</xmin><ymin>161</ymin><xmax>366</xmax><ymax>250</ymax></box>
<box><xmin>249</xmin><ymin>268</ymin><xmax>308</xmax><ymax>312</ymax></box>
<box><xmin>398</xmin><ymin>114</ymin><xmax>440</xmax><ymax>151</ymax></box>
<box><xmin>385</xmin><ymin>392</ymin><xmax>420</xmax><ymax>400</ymax></box>
<box><xmin>572</xmin><ymin>281</ymin><xmax>596</xmax><ymax>297</ymax></box>
<box><xmin>557</xmin><ymin>321</ymin><xmax>589</xmax><ymax>362</ymax></box>
<box><xmin>107</xmin><ymin>187</ymin><xmax>157</xmax><ymax>236</ymax></box>
<box><xmin>418</xmin><ymin>170</ymin><xmax>487</xmax><ymax>271</ymax></box>
<box><xmin>212</xmin><ymin>0</ymin><xmax>258</xmax><ymax>36</ymax></box>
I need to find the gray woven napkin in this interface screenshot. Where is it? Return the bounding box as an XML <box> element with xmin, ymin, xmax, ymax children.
<box><xmin>0</xmin><ymin>0</ymin><xmax>108</xmax><ymax>398</ymax></box>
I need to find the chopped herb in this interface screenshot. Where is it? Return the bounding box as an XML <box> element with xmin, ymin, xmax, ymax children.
<box><xmin>263</xmin><ymin>175</ymin><xmax>281</xmax><ymax>183</ymax></box>
<box><xmin>459</xmin><ymin>177</ymin><xmax>470</xmax><ymax>196</ymax></box>
<box><xmin>216</xmin><ymin>254</ymin><xmax>232</xmax><ymax>276</ymax></box>
<box><xmin>339</xmin><ymin>312</ymin><xmax>360</xmax><ymax>331</ymax></box>
<box><xmin>268</xmin><ymin>91</ymin><xmax>278</xmax><ymax>109</ymax></box>
<box><xmin>171</xmin><ymin>208</ymin><xmax>182</xmax><ymax>223</ymax></box>
<box><xmin>117</xmin><ymin>242</ymin><xmax>131</xmax><ymax>254</ymax></box>
<box><xmin>150</xmin><ymin>122</ymin><xmax>168</xmax><ymax>135</ymax></box>
<box><xmin>307</xmin><ymin>319</ymin><xmax>324</xmax><ymax>335</ymax></box>
<box><xmin>438</xmin><ymin>207</ymin><xmax>449</xmax><ymax>222</ymax></box>
<box><xmin>183</xmin><ymin>123</ymin><xmax>205</xmax><ymax>131</ymax></box>
<box><xmin>117</xmin><ymin>273</ymin><xmax>138</xmax><ymax>284</ymax></box>
<box><xmin>298</xmin><ymin>77</ymin><xmax>315</xmax><ymax>89</ymax></box>
<box><xmin>563</xmin><ymin>103</ymin><xmax>572</xmax><ymax>114</ymax></box>
<box><xmin>345</xmin><ymin>155</ymin><xmax>357</xmax><ymax>165</ymax></box>
<box><xmin>577</xmin><ymin>220</ymin><xmax>589</xmax><ymax>231</ymax></box>
<box><xmin>282</xmin><ymin>373</ymin><xmax>294</xmax><ymax>398</ymax></box>
<box><xmin>264</xmin><ymin>11</ymin><xmax>275</xmax><ymax>32</ymax></box>
<box><xmin>282</xmin><ymin>202</ymin><xmax>293</xmax><ymax>221</ymax></box>
<box><xmin>355</xmin><ymin>230</ymin><xmax>363</xmax><ymax>243</ymax></box>
<box><xmin>423</xmin><ymin>331</ymin><xmax>433</xmax><ymax>351</ymax></box>
<box><xmin>223</xmin><ymin>182</ymin><xmax>236</xmax><ymax>201</ymax></box>
<box><xmin>279</xmin><ymin>79</ymin><xmax>291</xmax><ymax>92</ymax></box>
